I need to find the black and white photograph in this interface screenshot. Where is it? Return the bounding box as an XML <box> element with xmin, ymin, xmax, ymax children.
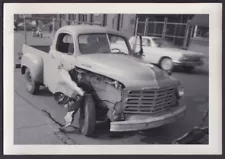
<box><xmin>3</xmin><ymin>3</ymin><xmax>222</xmax><ymax>155</ymax></box>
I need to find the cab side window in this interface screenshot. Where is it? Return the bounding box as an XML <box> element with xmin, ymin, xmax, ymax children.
<box><xmin>56</xmin><ymin>33</ymin><xmax>74</xmax><ymax>55</ymax></box>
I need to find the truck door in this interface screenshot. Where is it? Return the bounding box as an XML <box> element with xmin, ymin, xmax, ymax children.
<box><xmin>50</xmin><ymin>32</ymin><xmax>76</xmax><ymax>71</ymax></box>
<box><xmin>43</xmin><ymin>32</ymin><xmax>82</xmax><ymax>96</ymax></box>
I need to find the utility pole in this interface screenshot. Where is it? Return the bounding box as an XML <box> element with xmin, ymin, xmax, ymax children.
<box><xmin>23</xmin><ymin>15</ymin><xmax>27</xmax><ymax>44</ymax></box>
<box><xmin>162</xmin><ymin>17</ymin><xmax>168</xmax><ymax>39</ymax></box>
<box><xmin>117</xmin><ymin>14</ymin><xmax>121</xmax><ymax>31</ymax></box>
<box><xmin>144</xmin><ymin>18</ymin><xmax>149</xmax><ymax>36</ymax></box>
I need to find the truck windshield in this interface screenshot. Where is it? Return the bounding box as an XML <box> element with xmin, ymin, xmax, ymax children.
<box><xmin>78</xmin><ymin>33</ymin><xmax>130</xmax><ymax>55</ymax></box>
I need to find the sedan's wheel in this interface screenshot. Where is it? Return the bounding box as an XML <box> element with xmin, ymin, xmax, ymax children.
<box><xmin>79</xmin><ymin>94</ymin><xmax>96</xmax><ymax>137</ymax></box>
<box><xmin>160</xmin><ymin>57</ymin><xmax>174</xmax><ymax>72</ymax></box>
<box><xmin>24</xmin><ymin>68</ymin><xmax>39</xmax><ymax>94</ymax></box>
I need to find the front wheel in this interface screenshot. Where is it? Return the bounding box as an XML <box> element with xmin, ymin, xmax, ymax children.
<box><xmin>79</xmin><ymin>94</ymin><xmax>96</xmax><ymax>136</ymax></box>
<box><xmin>24</xmin><ymin>68</ymin><xmax>39</xmax><ymax>94</ymax></box>
<box><xmin>159</xmin><ymin>57</ymin><xmax>174</xmax><ymax>72</ymax></box>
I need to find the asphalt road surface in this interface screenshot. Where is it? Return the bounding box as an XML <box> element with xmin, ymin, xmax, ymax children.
<box><xmin>14</xmin><ymin>31</ymin><xmax>209</xmax><ymax>144</ymax></box>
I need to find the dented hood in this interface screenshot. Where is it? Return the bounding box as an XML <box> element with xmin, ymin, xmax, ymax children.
<box><xmin>76</xmin><ymin>53</ymin><xmax>178</xmax><ymax>88</ymax></box>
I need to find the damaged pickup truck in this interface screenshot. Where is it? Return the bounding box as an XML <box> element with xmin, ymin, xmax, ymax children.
<box><xmin>20</xmin><ymin>25</ymin><xmax>186</xmax><ymax>136</ymax></box>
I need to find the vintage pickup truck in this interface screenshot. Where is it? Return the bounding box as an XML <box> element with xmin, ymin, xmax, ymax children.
<box><xmin>20</xmin><ymin>25</ymin><xmax>186</xmax><ymax>136</ymax></box>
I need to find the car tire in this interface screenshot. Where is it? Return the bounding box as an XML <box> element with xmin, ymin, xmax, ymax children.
<box><xmin>184</xmin><ymin>66</ymin><xmax>195</xmax><ymax>72</ymax></box>
<box><xmin>79</xmin><ymin>94</ymin><xmax>96</xmax><ymax>137</ymax></box>
<box><xmin>159</xmin><ymin>57</ymin><xmax>174</xmax><ymax>72</ymax></box>
<box><xmin>24</xmin><ymin>68</ymin><xmax>39</xmax><ymax>94</ymax></box>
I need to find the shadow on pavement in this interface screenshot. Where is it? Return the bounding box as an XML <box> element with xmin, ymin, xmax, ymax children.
<box><xmin>173</xmin><ymin>67</ymin><xmax>208</xmax><ymax>76</ymax></box>
<box><xmin>138</xmin><ymin>126</ymin><xmax>174</xmax><ymax>144</ymax></box>
<box><xmin>91</xmin><ymin>121</ymin><xmax>136</xmax><ymax>139</ymax></box>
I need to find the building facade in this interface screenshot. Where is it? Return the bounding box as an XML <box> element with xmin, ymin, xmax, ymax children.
<box><xmin>53</xmin><ymin>14</ymin><xmax>136</xmax><ymax>38</ymax></box>
<box><xmin>15</xmin><ymin>14</ymin><xmax>208</xmax><ymax>51</ymax></box>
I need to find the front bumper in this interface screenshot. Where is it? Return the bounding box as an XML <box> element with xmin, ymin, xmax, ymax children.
<box><xmin>110</xmin><ymin>105</ymin><xmax>186</xmax><ymax>132</ymax></box>
<box><xmin>173</xmin><ymin>60</ymin><xmax>204</xmax><ymax>67</ymax></box>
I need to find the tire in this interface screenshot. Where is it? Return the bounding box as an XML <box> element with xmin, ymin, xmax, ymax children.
<box><xmin>24</xmin><ymin>68</ymin><xmax>39</xmax><ymax>94</ymax></box>
<box><xmin>159</xmin><ymin>57</ymin><xmax>174</xmax><ymax>72</ymax></box>
<box><xmin>79</xmin><ymin>94</ymin><xmax>96</xmax><ymax>136</ymax></box>
<box><xmin>184</xmin><ymin>66</ymin><xmax>195</xmax><ymax>72</ymax></box>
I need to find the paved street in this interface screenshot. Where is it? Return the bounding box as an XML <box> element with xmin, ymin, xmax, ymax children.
<box><xmin>14</xmin><ymin>31</ymin><xmax>209</xmax><ymax>144</ymax></box>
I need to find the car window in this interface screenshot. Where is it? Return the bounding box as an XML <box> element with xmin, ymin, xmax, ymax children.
<box><xmin>131</xmin><ymin>37</ymin><xmax>151</xmax><ymax>46</ymax></box>
<box><xmin>152</xmin><ymin>38</ymin><xmax>174</xmax><ymax>48</ymax></box>
<box><xmin>142</xmin><ymin>38</ymin><xmax>151</xmax><ymax>46</ymax></box>
<box><xmin>56</xmin><ymin>33</ymin><xmax>75</xmax><ymax>55</ymax></box>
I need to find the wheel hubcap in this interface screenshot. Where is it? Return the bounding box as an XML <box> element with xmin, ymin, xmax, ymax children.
<box><xmin>162</xmin><ymin>59</ymin><xmax>173</xmax><ymax>70</ymax></box>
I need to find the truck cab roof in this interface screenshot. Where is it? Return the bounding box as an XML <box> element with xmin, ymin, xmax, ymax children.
<box><xmin>58</xmin><ymin>25</ymin><xmax>127</xmax><ymax>38</ymax></box>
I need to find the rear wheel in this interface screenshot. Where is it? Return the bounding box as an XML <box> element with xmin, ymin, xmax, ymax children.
<box><xmin>79</xmin><ymin>94</ymin><xmax>96</xmax><ymax>136</ymax></box>
<box><xmin>159</xmin><ymin>57</ymin><xmax>174</xmax><ymax>72</ymax></box>
<box><xmin>24</xmin><ymin>68</ymin><xmax>39</xmax><ymax>94</ymax></box>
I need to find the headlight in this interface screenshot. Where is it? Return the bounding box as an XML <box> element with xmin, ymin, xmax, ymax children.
<box><xmin>177</xmin><ymin>83</ymin><xmax>184</xmax><ymax>97</ymax></box>
<box><xmin>113</xmin><ymin>81</ymin><xmax>123</xmax><ymax>89</ymax></box>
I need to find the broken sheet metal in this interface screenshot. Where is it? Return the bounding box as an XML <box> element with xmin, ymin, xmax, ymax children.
<box><xmin>69</xmin><ymin>68</ymin><xmax>126</xmax><ymax>122</ymax></box>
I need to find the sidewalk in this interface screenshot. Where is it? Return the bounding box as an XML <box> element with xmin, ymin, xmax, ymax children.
<box><xmin>14</xmin><ymin>92</ymin><xmax>64</xmax><ymax>145</ymax></box>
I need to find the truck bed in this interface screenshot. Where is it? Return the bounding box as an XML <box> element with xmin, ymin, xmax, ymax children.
<box><xmin>22</xmin><ymin>44</ymin><xmax>50</xmax><ymax>54</ymax></box>
<box><xmin>19</xmin><ymin>44</ymin><xmax>50</xmax><ymax>59</ymax></box>
<box><xmin>16</xmin><ymin>44</ymin><xmax>50</xmax><ymax>68</ymax></box>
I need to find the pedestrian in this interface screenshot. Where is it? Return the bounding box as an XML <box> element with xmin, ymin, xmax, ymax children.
<box><xmin>14</xmin><ymin>20</ymin><xmax>18</xmax><ymax>31</ymax></box>
<box><xmin>49</xmin><ymin>23</ymin><xmax>52</xmax><ymax>33</ymax></box>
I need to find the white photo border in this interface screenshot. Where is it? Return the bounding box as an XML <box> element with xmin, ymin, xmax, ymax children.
<box><xmin>3</xmin><ymin>3</ymin><xmax>222</xmax><ymax>155</ymax></box>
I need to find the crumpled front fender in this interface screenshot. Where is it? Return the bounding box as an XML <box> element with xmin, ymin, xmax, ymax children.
<box><xmin>53</xmin><ymin>68</ymin><xmax>85</xmax><ymax>98</ymax></box>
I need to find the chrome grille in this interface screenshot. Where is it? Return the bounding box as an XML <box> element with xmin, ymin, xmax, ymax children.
<box><xmin>124</xmin><ymin>87</ymin><xmax>177</xmax><ymax>114</ymax></box>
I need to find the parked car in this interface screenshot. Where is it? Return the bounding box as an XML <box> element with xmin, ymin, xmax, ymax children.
<box><xmin>129</xmin><ymin>36</ymin><xmax>205</xmax><ymax>72</ymax></box>
<box><xmin>19</xmin><ymin>25</ymin><xmax>186</xmax><ymax>136</ymax></box>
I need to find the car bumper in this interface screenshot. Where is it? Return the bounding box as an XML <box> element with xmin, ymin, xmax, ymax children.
<box><xmin>173</xmin><ymin>60</ymin><xmax>204</xmax><ymax>67</ymax></box>
<box><xmin>110</xmin><ymin>105</ymin><xmax>186</xmax><ymax>132</ymax></box>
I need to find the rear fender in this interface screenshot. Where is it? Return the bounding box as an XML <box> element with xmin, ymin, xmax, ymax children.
<box><xmin>21</xmin><ymin>53</ymin><xmax>43</xmax><ymax>84</ymax></box>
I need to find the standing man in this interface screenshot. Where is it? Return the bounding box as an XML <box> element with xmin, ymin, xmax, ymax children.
<box><xmin>49</xmin><ymin>23</ymin><xmax>52</xmax><ymax>33</ymax></box>
<box><xmin>14</xmin><ymin>20</ymin><xmax>18</xmax><ymax>31</ymax></box>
